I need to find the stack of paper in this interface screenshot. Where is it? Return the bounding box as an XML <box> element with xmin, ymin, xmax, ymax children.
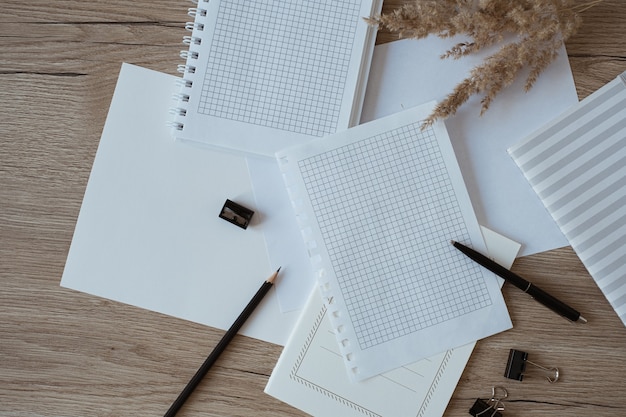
<box><xmin>275</xmin><ymin>103</ymin><xmax>512</xmax><ymax>382</ymax></box>
<box><xmin>265</xmin><ymin>228</ymin><xmax>520</xmax><ymax>417</ymax></box>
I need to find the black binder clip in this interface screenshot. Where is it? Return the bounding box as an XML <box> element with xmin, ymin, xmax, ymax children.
<box><xmin>219</xmin><ymin>199</ymin><xmax>254</xmax><ymax>229</ymax></box>
<box><xmin>469</xmin><ymin>386</ymin><xmax>508</xmax><ymax>417</ymax></box>
<box><xmin>504</xmin><ymin>349</ymin><xmax>559</xmax><ymax>383</ymax></box>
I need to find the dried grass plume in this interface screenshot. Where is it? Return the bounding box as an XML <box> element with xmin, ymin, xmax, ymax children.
<box><xmin>368</xmin><ymin>0</ymin><xmax>602</xmax><ymax>126</ymax></box>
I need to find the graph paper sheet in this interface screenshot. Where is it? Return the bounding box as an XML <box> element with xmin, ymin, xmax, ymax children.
<box><xmin>173</xmin><ymin>0</ymin><xmax>382</xmax><ymax>157</ymax></box>
<box><xmin>277</xmin><ymin>103</ymin><xmax>512</xmax><ymax>381</ymax></box>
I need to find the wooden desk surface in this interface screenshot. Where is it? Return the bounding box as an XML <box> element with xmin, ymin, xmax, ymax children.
<box><xmin>1</xmin><ymin>1</ymin><xmax>625</xmax><ymax>416</ymax></box>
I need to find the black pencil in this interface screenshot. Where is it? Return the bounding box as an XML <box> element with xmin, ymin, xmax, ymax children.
<box><xmin>163</xmin><ymin>267</ymin><xmax>281</xmax><ymax>417</ymax></box>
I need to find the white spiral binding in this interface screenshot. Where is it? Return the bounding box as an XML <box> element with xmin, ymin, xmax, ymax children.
<box><xmin>170</xmin><ymin>0</ymin><xmax>209</xmax><ymax>133</ymax></box>
<box><xmin>187</xmin><ymin>7</ymin><xmax>207</xmax><ymax>18</ymax></box>
<box><xmin>185</xmin><ymin>21</ymin><xmax>204</xmax><ymax>32</ymax></box>
<box><xmin>173</xmin><ymin>93</ymin><xmax>190</xmax><ymax>103</ymax></box>
<box><xmin>182</xmin><ymin>36</ymin><xmax>201</xmax><ymax>46</ymax></box>
<box><xmin>175</xmin><ymin>78</ymin><xmax>193</xmax><ymax>89</ymax></box>
<box><xmin>169</xmin><ymin>108</ymin><xmax>187</xmax><ymax>117</ymax></box>
<box><xmin>179</xmin><ymin>50</ymin><xmax>198</xmax><ymax>60</ymax></box>
<box><xmin>177</xmin><ymin>64</ymin><xmax>196</xmax><ymax>74</ymax></box>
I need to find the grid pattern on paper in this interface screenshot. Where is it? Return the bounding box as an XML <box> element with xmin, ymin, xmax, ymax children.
<box><xmin>298</xmin><ymin>122</ymin><xmax>492</xmax><ymax>349</ymax></box>
<box><xmin>198</xmin><ymin>0</ymin><xmax>361</xmax><ymax>137</ymax></box>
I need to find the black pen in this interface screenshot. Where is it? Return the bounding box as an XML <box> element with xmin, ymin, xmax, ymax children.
<box><xmin>451</xmin><ymin>241</ymin><xmax>586</xmax><ymax>323</ymax></box>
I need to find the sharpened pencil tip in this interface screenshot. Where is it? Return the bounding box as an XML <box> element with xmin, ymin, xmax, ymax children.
<box><xmin>578</xmin><ymin>315</ymin><xmax>588</xmax><ymax>324</ymax></box>
<box><xmin>266</xmin><ymin>267</ymin><xmax>281</xmax><ymax>284</ymax></box>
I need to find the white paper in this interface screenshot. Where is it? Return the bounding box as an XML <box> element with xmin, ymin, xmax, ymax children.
<box><xmin>277</xmin><ymin>103</ymin><xmax>512</xmax><ymax>381</ymax></box>
<box><xmin>248</xmin><ymin>158</ymin><xmax>315</xmax><ymax>312</ymax></box>
<box><xmin>265</xmin><ymin>229</ymin><xmax>521</xmax><ymax>417</ymax></box>
<box><xmin>360</xmin><ymin>37</ymin><xmax>577</xmax><ymax>256</ymax></box>
<box><xmin>60</xmin><ymin>63</ymin><xmax>299</xmax><ymax>346</ymax></box>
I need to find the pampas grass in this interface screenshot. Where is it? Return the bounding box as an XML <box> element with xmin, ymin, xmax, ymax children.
<box><xmin>368</xmin><ymin>0</ymin><xmax>601</xmax><ymax>126</ymax></box>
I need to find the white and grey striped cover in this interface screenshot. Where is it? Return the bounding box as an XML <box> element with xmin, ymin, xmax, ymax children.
<box><xmin>508</xmin><ymin>71</ymin><xmax>626</xmax><ymax>327</ymax></box>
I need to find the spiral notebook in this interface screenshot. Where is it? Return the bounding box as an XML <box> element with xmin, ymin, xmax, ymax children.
<box><xmin>277</xmin><ymin>103</ymin><xmax>512</xmax><ymax>382</ymax></box>
<box><xmin>508</xmin><ymin>71</ymin><xmax>626</xmax><ymax>327</ymax></box>
<box><xmin>171</xmin><ymin>0</ymin><xmax>382</xmax><ymax>157</ymax></box>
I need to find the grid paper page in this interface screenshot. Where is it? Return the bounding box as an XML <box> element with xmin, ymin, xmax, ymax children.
<box><xmin>175</xmin><ymin>0</ymin><xmax>382</xmax><ymax>156</ymax></box>
<box><xmin>278</xmin><ymin>103</ymin><xmax>512</xmax><ymax>381</ymax></box>
<box><xmin>299</xmin><ymin>124</ymin><xmax>490</xmax><ymax>348</ymax></box>
<box><xmin>509</xmin><ymin>71</ymin><xmax>626</xmax><ymax>327</ymax></box>
<box><xmin>199</xmin><ymin>1</ymin><xmax>358</xmax><ymax>136</ymax></box>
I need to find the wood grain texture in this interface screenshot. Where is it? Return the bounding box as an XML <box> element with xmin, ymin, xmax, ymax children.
<box><xmin>1</xmin><ymin>1</ymin><xmax>625</xmax><ymax>416</ymax></box>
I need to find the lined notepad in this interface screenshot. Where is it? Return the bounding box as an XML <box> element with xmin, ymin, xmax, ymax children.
<box><xmin>173</xmin><ymin>0</ymin><xmax>382</xmax><ymax>156</ymax></box>
<box><xmin>509</xmin><ymin>71</ymin><xmax>626</xmax><ymax>326</ymax></box>
<box><xmin>278</xmin><ymin>103</ymin><xmax>511</xmax><ymax>381</ymax></box>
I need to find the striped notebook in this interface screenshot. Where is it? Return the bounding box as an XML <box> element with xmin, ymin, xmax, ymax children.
<box><xmin>508</xmin><ymin>71</ymin><xmax>626</xmax><ymax>326</ymax></box>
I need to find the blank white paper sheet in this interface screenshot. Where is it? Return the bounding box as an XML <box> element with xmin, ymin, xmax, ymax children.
<box><xmin>60</xmin><ymin>63</ymin><xmax>299</xmax><ymax>345</ymax></box>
